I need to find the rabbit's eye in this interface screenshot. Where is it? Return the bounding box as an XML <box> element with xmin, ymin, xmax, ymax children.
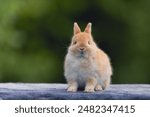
<box><xmin>73</xmin><ymin>41</ymin><xmax>77</xmax><ymax>45</ymax></box>
<box><xmin>88</xmin><ymin>41</ymin><xmax>91</xmax><ymax>45</ymax></box>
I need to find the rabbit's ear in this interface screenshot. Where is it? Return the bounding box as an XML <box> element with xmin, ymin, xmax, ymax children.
<box><xmin>74</xmin><ymin>22</ymin><xmax>81</xmax><ymax>35</ymax></box>
<box><xmin>84</xmin><ymin>23</ymin><xmax>92</xmax><ymax>34</ymax></box>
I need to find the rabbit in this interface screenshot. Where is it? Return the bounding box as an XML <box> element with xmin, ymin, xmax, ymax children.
<box><xmin>64</xmin><ymin>22</ymin><xmax>112</xmax><ymax>92</ymax></box>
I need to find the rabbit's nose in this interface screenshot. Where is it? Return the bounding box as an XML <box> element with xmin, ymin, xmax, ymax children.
<box><xmin>79</xmin><ymin>47</ymin><xmax>85</xmax><ymax>51</ymax></box>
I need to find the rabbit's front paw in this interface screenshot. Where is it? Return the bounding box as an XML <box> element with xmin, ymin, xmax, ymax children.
<box><xmin>84</xmin><ymin>86</ymin><xmax>95</xmax><ymax>92</ymax></box>
<box><xmin>67</xmin><ymin>86</ymin><xmax>77</xmax><ymax>92</ymax></box>
<box><xmin>95</xmin><ymin>84</ymin><xmax>103</xmax><ymax>91</ymax></box>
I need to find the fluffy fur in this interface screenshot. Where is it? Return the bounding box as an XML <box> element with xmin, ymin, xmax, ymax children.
<box><xmin>64</xmin><ymin>22</ymin><xmax>112</xmax><ymax>92</ymax></box>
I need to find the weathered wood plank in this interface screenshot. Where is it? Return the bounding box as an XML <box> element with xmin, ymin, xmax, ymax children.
<box><xmin>0</xmin><ymin>83</ymin><xmax>150</xmax><ymax>100</ymax></box>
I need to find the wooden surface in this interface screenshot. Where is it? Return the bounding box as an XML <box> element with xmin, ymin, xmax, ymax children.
<box><xmin>0</xmin><ymin>83</ymin><xmax>150</xmax><ymax>100</ymax></box>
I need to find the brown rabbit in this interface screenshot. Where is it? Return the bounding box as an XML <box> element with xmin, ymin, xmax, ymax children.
<box><xmin>64</xmin><ymin>22</ymin><xmax>112</xmax><ymax>92</ymax></box>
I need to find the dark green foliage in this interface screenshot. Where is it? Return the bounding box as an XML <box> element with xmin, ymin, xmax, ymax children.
<box><xmin>0</xmin><ymin>0</ymin><xmax>149</xmax><ymax>83</ymax></box>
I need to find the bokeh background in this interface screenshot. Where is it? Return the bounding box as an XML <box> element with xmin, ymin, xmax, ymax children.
<box><xmin>0</xmin><ymin>0</ymin><xmax>150</xmax><ymax>84</ymax></box>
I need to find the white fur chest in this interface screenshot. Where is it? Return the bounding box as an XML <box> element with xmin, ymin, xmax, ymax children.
<box><xmin>65</xmin><ymin>54</ymin><xmax>99</xmax><ymax>87</ymax></box>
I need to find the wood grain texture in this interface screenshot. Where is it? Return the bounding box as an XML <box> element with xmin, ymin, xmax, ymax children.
<box><xmin>0</xmin><ymin>83</ymin><xmax>150</xmax><ymax>100</ymax></box>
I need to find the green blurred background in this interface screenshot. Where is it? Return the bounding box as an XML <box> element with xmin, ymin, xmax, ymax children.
<box><xmin>0</xmin><ymin>0</ymin><xmax>149</xmax><ymax>84</ymax></box>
